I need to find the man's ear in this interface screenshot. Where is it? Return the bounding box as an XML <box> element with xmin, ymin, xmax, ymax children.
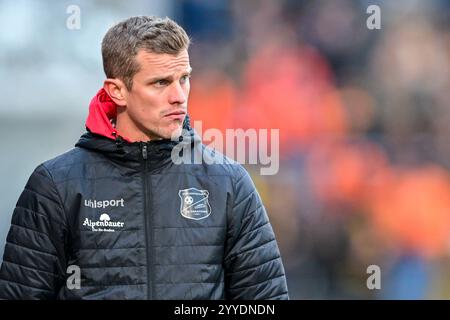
<box><xmin>103</xmin><ymin>79</ymin><xmax>128</xmax><ymax>107</ymax></box>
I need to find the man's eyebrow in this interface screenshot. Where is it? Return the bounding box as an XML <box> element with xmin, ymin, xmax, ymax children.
<box><xmin>146</xmin><ymin>67</ymin><xmax>192</xmax><ymax>83</ymax></box>
<box><xmin>146</xmin><ymin>75</ymin><xmax>172</xmax><ymax>83</ymax></box>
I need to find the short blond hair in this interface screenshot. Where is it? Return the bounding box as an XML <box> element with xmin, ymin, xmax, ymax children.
<box><xmin>101</xmin><ymin>16</ymin><xmax>190</xmax><ymax>90</ymax></box>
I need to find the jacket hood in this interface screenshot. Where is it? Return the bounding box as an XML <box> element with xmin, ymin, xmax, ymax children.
<box><xmin>85</xmin><ymin>88</ymin><xmax>122</xmax><ymax>141</ymax></box>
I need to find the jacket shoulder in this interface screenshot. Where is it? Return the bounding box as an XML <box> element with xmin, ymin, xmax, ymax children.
<box><xmin>40</xmin><ymin>147</ymin><xmax>102</xmax><ymax>184</ymax></box>
<box><xmin>42</xmin><ymin>147</ymin><xmax>89</xmax><ymax>171</ymax></box>
<box><xmin>196</xmin><ymin>143</ymin><xmax>249</xmax><ymax>181</ymax></box>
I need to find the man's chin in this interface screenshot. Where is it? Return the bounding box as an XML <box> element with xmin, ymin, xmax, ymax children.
<box><xmin>169</xmin><ymin>127</ymin><xmax>183</xmax><ymax>140</ymax></box>
<box><xmin>162</xmin><ymin>125</ymin><xmax>183</xmax><ymax>141</ymax></box>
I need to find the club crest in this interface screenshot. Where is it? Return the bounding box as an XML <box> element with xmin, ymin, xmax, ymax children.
<box><xmin>178</xmin><ymin>188</ymin><xmax>211</xmax><ymax>220</ymax></box>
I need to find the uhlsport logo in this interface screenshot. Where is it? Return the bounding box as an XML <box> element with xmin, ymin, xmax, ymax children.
<box><xmin>84</xmin><ymin>198</ymin><xmax>124</xmax><ymax>209</ymax></box>
<box><xmin>178</xmin><ymin>188</ymin><xmax>211</xmax><ymax>220</ymax></box>
<box><xmin>83</xmin><ymin>213</ymin><xmax>125</xmax><ymax>232</ymax></box>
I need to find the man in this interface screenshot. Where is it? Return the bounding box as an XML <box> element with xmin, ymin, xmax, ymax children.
<box><xmin>0</xmin><ymin>16</ymin><xmax>288</xmax><ymax>300</ymax></box>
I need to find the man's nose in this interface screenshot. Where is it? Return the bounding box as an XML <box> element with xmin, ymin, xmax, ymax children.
<box><xmin>168</xmin><ymin>82</ymin><xmax>187</xmax><ymax>105</ymax></box>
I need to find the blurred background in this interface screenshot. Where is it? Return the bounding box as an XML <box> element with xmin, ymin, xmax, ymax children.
<box><xmin>1</xmin><ymin>0</ymin><xmax>450</xmax><ymax>299</ymax></box>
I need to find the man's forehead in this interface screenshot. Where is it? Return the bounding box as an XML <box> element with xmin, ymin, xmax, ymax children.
<box><xmin>136</xmin><ymin>49</ymin><xmax>191</xmax><ymax>73</ymax></box>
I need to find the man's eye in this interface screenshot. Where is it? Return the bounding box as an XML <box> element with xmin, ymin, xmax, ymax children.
<box><xmin>155</xmin><ymin>79</ymin><xmax>169</xmax><ymax>86</ymax></box>
<box><xmin>180</xmin><ymin>75</ymin><xmax>191</xmax><ymax>84</ymax></box>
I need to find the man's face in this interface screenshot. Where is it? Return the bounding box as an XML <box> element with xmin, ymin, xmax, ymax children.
<box><xmin>122</xmin><ymin>49</ymin><xmax>191</xmax><ymax>140</ymax></box>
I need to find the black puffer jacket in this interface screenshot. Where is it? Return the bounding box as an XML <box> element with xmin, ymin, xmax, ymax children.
<box><xmin>0</xmin><ymin>89</ymin><xmax>288</xmax><ymax>300</ymax></box>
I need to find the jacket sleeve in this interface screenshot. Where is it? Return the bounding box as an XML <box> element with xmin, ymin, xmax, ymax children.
<box><xmin>224</xmin><ymin>166</ymin><xmax>289</xmax><ymax>300</ymax></box>
<box><xmin>0</xmin><ymin>164</ymin><xmax>68</xmax><ymax>299</ymax></box>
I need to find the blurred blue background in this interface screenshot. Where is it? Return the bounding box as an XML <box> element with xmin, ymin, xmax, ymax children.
<box><xmin>1</xmin><ymin>0</ymin><xmax>450</xmax><ymax>299</ymax></box>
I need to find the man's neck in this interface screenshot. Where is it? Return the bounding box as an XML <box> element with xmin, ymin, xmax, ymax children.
<box><xmin>115</xmin><ymin>115</ymin><xmax>156</xmax><ymax>143</ymax></box>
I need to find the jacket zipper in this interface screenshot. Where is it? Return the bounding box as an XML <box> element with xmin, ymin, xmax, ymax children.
<box><xmin>141</xmin><ymin>143</ymin><xmax>153</xmax><ymax>299</ymax></box>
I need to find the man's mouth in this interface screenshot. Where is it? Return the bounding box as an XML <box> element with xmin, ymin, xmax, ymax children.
<box><xmin>164</xmin><ymin>110</ymin><xmax>186</xmax><ymax>120</ymax></box>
